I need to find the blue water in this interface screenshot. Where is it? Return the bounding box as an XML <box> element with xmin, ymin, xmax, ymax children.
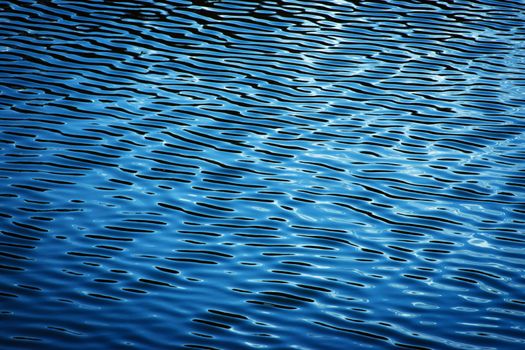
<box><xmin>1</xmin><ymin>0</ymin><xmax>525</xmax><ymax>349</ymax></box>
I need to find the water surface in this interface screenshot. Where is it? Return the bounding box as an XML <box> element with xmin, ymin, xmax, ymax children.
<box><xmin>1</xmin><ymin>0</ymin><xmax>525</xmax><ymax>349</ymax></box>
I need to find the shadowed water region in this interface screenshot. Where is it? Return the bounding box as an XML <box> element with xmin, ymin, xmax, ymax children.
<box><xmin>1</xmin><ymin>0</ymin><xmax>525</xmax><ymax>349</ymax></box>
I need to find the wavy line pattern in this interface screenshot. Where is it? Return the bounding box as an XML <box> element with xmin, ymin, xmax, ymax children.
<box><xmin>1</xmin><ymin>0</ymin><xmax>524</xmax><ymax>349</ymax></box>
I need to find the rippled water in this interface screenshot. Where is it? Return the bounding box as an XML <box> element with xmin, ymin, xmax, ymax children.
<box><xmin>1</xmin><ymin>0</ymin><xmax>525</xmax><ymax>349</ymax></box>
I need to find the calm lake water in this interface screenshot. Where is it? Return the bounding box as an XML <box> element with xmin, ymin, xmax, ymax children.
<box><xmin>1</xmin><ymin>0</ymin><xmax>525</xmax><ymax>349</ymax></box>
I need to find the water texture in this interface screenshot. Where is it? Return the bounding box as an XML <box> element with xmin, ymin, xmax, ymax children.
<box><xmin>1</xmin><ymin>0</ymin><xmax>525</xmax><ymax>349</ymax></box>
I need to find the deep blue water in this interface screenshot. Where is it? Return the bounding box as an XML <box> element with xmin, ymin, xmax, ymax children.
<box><xmin>1</xmin><ymin>0</ymin><xmax>525</xmax><ymax>349</ymax></box>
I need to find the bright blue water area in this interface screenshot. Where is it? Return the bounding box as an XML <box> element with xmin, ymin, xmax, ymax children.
<box><xmin>1</xmin><ymin>0</ymin><xmax>525</xmax><ymax>349</ymax></box>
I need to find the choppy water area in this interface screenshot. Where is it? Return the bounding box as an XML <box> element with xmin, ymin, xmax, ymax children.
<box><xmin>1</xmin><ymin>0</ymin><xmax>525</xmax><ymax>349</ymax></box>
